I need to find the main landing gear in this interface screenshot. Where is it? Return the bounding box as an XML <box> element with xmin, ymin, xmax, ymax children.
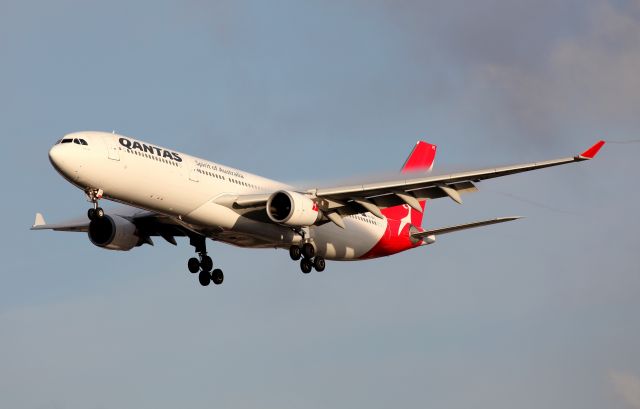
<box><xmin>188</xmin><ymin>235</ymin><xmax>224</xmax><ymax>286</ymax></box>
<box><xmin>86</xmin><ymin>188</ymin><xmax>105</xmax><ymax>220</ymax></box>
<box><xmin>290</xmin><ymin>243</ymin><xmax>325</xmax><ymax>274</ymax></box>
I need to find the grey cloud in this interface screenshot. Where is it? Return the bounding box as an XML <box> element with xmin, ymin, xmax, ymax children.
<box><xmin>474</xmin><ymin>1</ymin><xmax>640</xmax><ymax>133</ymax></box>
<box><xmin>610</xmin><ymin>371</ymin><xmax>640</xmax><ymax>409</ymax></box>
<box><xmin>366</xmin><ymin>0</ymin><xmax>640</xmax><ymax>146</ymax></box>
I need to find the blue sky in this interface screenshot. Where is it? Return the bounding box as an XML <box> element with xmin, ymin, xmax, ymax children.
<box><xmin>1</xmin><ymin>1</ymin><xmax>639</xmax><ymax>408</ymax></box>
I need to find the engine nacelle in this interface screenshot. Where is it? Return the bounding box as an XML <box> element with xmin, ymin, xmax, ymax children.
<box><xmin>88</xmin><ymin>215</ymin><xmax>141</xmax><ymax>251</ymax></box>
<box><xmin>266</xmin><ymin>190</ymin><xmax>321</xmax><ymax>227</ymax></box>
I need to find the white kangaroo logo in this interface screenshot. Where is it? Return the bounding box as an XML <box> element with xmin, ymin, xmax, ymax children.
<box><xmin>397</xmin><ymin>204</ymin><xmax>412</xmax><ymax>236</ymax></box>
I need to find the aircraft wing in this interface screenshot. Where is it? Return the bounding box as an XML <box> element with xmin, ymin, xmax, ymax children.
<box><xmin>31</xmin><ymin>207</ymin><xmax>189</xmax><ymax>246</ymax></box>
<box><xmin>309</xmin><ymin>141</ymin><xmax>605</xmax><ymax>208</ymax></box>
<box><xmin>31</xmin><ymin>212</ymin><xmax>89</xmax><ymax>232</ymax></box>
<box><xmin>231</xmin><ymin>141</ymin><xmax>605</xmax><ymax>225</ymax></box>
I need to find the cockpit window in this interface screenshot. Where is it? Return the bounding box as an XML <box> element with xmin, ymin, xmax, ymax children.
<box><xmin>57</xmin><ymin>138</ymin><xmax>88</xmax><ymax>145</ymax></box>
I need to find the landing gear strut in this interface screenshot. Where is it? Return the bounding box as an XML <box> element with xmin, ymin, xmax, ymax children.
<box><xmin>86</xmin><ymin>188</ymin><xmax>105</xmax><ymax>220</ymax></box>
<box><xmin>290</xmin><ymin>243</ymin><xmax>326</xmax><ymax>274</ymax></box>
<box><xmin>189</xmin><ymin>235</ymin><xmax>224</xmax><ymax>286</ymax></box>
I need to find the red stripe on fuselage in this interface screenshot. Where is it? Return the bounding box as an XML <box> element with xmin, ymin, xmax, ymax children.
<box><xmin>359</xmin><ymin>204</ymin><xmax>425</xmax><ymax>259</ymax></box>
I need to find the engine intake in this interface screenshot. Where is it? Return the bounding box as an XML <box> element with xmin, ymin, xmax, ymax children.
<box><xmin>88</xmin><ymin>215</ymin><xmax>141</xmax><ymax>251</ymax></box>
<box><xmin>266</xmin><ymin>190</ymin><xmax>321</xmax><ymax>227</ymax></box>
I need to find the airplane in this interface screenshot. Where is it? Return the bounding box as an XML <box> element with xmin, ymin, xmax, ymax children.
<box><xmin>32</xmin><ymin>132</ymin><xmax>605</xmax><ymax>286</ymax></box>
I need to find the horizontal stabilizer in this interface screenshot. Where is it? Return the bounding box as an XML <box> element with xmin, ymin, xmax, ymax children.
<box><xmin>412</xmin><ymin>216</ymin><xmax>522</xmax><ymax>239</ymax></box>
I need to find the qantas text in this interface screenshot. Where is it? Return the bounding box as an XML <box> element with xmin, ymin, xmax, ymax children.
<box><xmin>119</xmin><ymin>138</ymin><xmax>182</xmax><ymax>162</ymax></box>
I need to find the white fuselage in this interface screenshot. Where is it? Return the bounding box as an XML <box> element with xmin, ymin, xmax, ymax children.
<box><xmin>49</xmin><ymin>132</ymin><xmax>388</xmax><ymax>260</ymax></box>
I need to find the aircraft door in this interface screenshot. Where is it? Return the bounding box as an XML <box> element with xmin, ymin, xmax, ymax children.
<box><xmin>189</xmin><ymin>162</ymin><xmax>199</xmax><ymax>182</ymax></box>
<box><xmin>105</xmin><ymin>138</ymin><xmax>120</xmax><ymax>161</ymax></box>
<box><xmin>108</xmin><ymin>145</ymin><xmax>120</xmax><ymax>161</ymax></box>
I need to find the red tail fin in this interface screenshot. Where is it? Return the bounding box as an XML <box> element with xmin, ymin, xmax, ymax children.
<box><xmin>401</xmin><ymin>141</ymin><xmax>437</xmax><ymax>173</ymax></box>
<box><xmin>383</xmin><ymin>141</ymin><xmax>437</xmax><ymax>228</ymax></box>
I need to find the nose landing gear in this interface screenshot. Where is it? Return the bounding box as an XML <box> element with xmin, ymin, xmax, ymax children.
<box><xmin>87</xmin><ymin>206</ymin><xmax>105</xmax><ymax>220</ymax></box>
<box><xmin>189</xmin><ymin>235</ymin><xmax>224</xmax><ymax>286</ymax></box>
<box><xmin>86</xmin><ymin>188</ymin><xmax>105</xmax><ymax>220</ymax></box>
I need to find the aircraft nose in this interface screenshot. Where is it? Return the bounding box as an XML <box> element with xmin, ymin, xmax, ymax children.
<box><xmin>48</xmin><ymin>143</ymin><xmax>77</xmax><ymax>179</ymax></box>
<box><xmin>48</xmin><ymin>144</ymin><xmax>64</xmax><ymax>170</ymax></box>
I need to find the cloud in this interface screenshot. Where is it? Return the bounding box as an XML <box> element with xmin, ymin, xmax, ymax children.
<box><xmin>473</xmin><ymin>0</ymin><xmax>640</xmax><ymax>138</ymax></box>
<box><xmin>610</xmin><ymin>371</ymin><xmax>640</xmax><ymax>409</ymax></box>
<box><xmin>371</xmin><ymin>0</ymin><xmax>640</xmax><ymax>145</ymax></box>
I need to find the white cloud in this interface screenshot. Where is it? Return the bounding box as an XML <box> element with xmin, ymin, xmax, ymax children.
<box><xmin>610</xmin><ymin>371</ymin><xmax>640</xmax><ymax>409</ymax></box>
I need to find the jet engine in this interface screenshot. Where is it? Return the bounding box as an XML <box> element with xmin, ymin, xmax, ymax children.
<box><xmin>266</xmin><ymin>190</ymin><xmax>321</xmax><ymax>227</ymax></box>
<box><xmin>88</xmin><ymin>215</ymin><xmax>141</xmax><ymax>251</ymax></box>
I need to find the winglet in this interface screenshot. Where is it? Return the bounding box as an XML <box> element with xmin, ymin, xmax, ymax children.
<box><xmin>33</xmin><ymin>212</ymin><xmax>46</xmax><ymax>228</ymax></box>
<box><xmin>578</xmin><ymin>140</ymin><xmax>606</xmax><ymax>159</ymax></box>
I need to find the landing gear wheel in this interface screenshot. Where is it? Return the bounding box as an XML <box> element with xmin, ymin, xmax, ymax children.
<box><xmin>87</xmin><ymin>208</ymin><xmax>96</xmax><ymax>220</ymax></box>
<box><xmin>198</xmin><ymin>271</ymin><xmax>211</xmax><ymax>286</ymax></box>
<box><xmin>95</xmin><ymin>207</ymin><xmax>105</xmax><ymax>218</ymax></box>
<box><xmin>302</xmin><ymin>243</ymin><xmax>315</xmax><ymax>259</ymax></box>
<box><xmin>300</xmin><ymin>258</ymin><xmax>313</xmax><ymax>274</ymax></box>
<box><xmin>187</xmin><ymin>258</ymin><xmax>200</xmax><ymax>273</ymax></box>
<box><xmin>211</xmin><ymin>269</ymin><xmax>224</xmax><ymax>285</ymax></box>
<box><xmin>313</xmin><ymin>256</ymin><xmax>326</xmax><ymax>272</ymax></box>
<box><xmin>289</xmin><ymin>245</ymin><xmax>301</xmax><ymax>261</ymax></box>
<box><xmin>200</xmin><ymin>255</ymin><xmax>213</xmax><ymax>272</ymax></box>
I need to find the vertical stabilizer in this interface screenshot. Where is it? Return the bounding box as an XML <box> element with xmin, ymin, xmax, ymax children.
<box><xmin>401</xmin><ymin>141</ymin><xmax>437</xmax><ymax>173</ymax></box>
<box><xmin>383</xmin><ymin>141</ymin><xmax>437</xmax><ymax>228</ymax></box>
